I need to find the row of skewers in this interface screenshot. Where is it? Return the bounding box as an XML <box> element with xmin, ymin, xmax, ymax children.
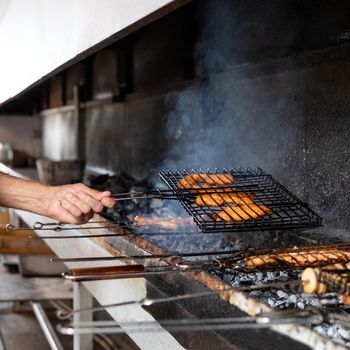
<box><xmin>54</xmin><ymin>243</ymin><xmax>350</xmax><ymax>337</ymax></box>
<box><xmin>17</xmin><ymin>226</ymin><xmax>350</xmax><ymax>339</ymax></box>
<box><xmin>55</xmin><ymin>242</ymin><xmax>350</xmax><ymax>304</ymax></box>
<box><xmin>7</xmin><ymin>218</ymin><xmax>350</xmax><ymax>301</ymax></box>
<box><xmin>7</xmin><ymin>218</ymin><xmax>350</xmax><ymax>303</ymax></box>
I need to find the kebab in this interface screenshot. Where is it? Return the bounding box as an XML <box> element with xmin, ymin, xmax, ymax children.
<box><xmin>302</xmin><ymin>263</ymin><xmax>350</xmax><ymax>302</ymax></box>
<box><xmin>244</xmin><ymin>248</ymin><xmax>350</xmax><ymax>269</ymax></box>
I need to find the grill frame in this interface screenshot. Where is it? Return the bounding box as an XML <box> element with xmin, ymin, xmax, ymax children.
<box><xmin>159</xmin><ymin>167</ymin><xmax>322</xmax><ymax>233</ymax></box>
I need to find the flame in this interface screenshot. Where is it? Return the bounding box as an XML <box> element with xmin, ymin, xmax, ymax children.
<box><xmin>133</xmin><ymin>215</ymin><xmax>194</xmax><ymax>230</ymax></box>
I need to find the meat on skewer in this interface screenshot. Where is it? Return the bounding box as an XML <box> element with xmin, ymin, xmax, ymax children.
<box><xmin>245</xmin><ymin>249</ymin><xmax>350</xmax><ymax>269</ymax></box>
<box><xmin>302</xmin><ymin>262</ymin><xmax>350</xmax><ymax>295</ymax></box>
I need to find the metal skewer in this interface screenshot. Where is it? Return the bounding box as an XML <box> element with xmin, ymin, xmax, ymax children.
<box><xmin>57</xmin><ymin>308</ymin><xmax>324</xmax><ymax>335</ymax></box>
<box><xmin>111</xmin><ymin>189</ymin><xmax>178</xmax><ymax>201</ymax></box>
<box><xmin>6</xmin><ymin>220</ymin><xmax>128</xmax><ymax>233</ymax></box>
<box><xmin>32</xmin><ymin>220</ymin><xmax>129</xmax><ymax>229</ymax></box>
<box><xmin>56</xmin><ymin>281</ymin><xmax>302</xmax><ymax>320</ymax></box>
<box><xmin>62</xmin><ymin>265</ymin><xmax>202</xmax><ymax>282</ymax></box>
<box><xmin>50</xmin><ymin>249</ymin><xmax>246</xmax><ymax>263</ymax></box>
<box><xmin>110</xmin><ymin>185</ymin><xmax>244</xmax><ymax>202</ymax></box>
<box><xmin>28</xmin><ymin>230</ymin><xmax>202</xmax><ymax>240</ymax></box>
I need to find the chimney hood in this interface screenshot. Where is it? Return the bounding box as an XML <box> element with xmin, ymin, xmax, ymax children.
<box><xmin>0</xmin><ymin>0</ymin><xmax>190</xmax><ymax>106</ymax></box>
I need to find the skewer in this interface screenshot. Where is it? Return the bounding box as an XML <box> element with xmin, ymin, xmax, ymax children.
<box><xmin>57</xmin><ymin>308</ymin><xmax>324</xmax><ymax>335</ymax></box>
<box><xmin>111</xmin><ymin>189</ymin><xmax>178</xmax><ymax>201</ymax></box>
<box><xmin>110</xmin><ymin>185</ymin><xmax>246</xmax><ymax>202</ymax></box>
<box><xmin>28</xmin><ymin>230</ymin><xmax>202</xmax><ymax>240</ymax></box>
<box><xmin>56</xmin><ymin>281</ymin><xmax>302</xmax><ymax>320</ymax></box>
<box><xmin>62</xmin><ymin>265</ymin><xmax>202</xmax><ymax>282</ymax></box>
<box><xmin>61</xmin><ymin>255</ymin><xmax>310</xmax><ymax>281</ymax></box>
<box><xmin>47</xmin><ymin>240</ymin><xmax>350</xmax><ymax>256</ymax></box>
<box><xmin>60</xmin><ymin>242</ymin><xmax>350</xmax><ymax>280</ymax></box>
<box><xmin>50</xmin><ymin>249</ymin><xmax>246</xmax><ymax>263</ymax></box>
<box><xmin>6</xmin><ymin>220</ymin><xmax>128</xmax><ymax>233</ymax></box>
<box><xmin>32</xmin><ymin>220</ymin><xmax>128</xmax><ymax>229</ymax></box>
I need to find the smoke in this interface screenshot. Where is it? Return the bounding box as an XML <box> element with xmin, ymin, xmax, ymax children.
<box><xmin>160</xmin><ymin>0</ymin><xmax>301</xmax><ymax>192</ymax></box>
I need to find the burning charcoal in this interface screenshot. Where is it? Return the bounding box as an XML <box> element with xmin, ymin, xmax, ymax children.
<box><xmin>277</xmin><ymin>290</ymin><xmax>288</xmax><ymax>298</ymax></box>
<box><xmin>288</xmin><ymin>294</ymin><xmax>297</xmax><ymax>303</ymax></box>
<box><xmin>326</xmin><ymin>325</ymin><xmax>337</xmax><ymax>338</ymax></box>
<box><xmin>274</xmin><ymin>300</ymin><xmax>288</xmax><ymax>308</ymax></box>
<box><xmin>88</xmin><ymin>172</ymin><xmax>136</xmax><ymax>193</ymax></box>
<box><xmin>249</xmin><ymin>291</ymin><xmax>264</xmax><ymax>298</ymax></box>
<box><xmin>267</xmin><ymin>298</ymin><xmax>278</xmax><ymax>307</ymax></box>
<box><xmin>297</xmin><ymin>301</ymin><xmax>305</xmax><ymax>309</ymax></box>
<box><xmin>88</xmin><ymin>174</ymin><xmax>110</xmax><ymax>188</ymax></box>
<box><xmin>338</xmin><ymin>327</ymin><xmax>350</xmax><ymax>339</ymax></box>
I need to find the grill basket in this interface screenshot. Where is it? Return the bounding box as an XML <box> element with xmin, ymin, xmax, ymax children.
<box><xmin>159</xmin><ymin>167</ymin><xmax>322</xmax><ymax>233</ymax></box>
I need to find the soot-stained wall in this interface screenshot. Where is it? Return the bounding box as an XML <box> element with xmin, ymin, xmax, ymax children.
<box><xmin>43</xmin><ymin>0</ymin><xmax>350</xmax><ymax>229</ymax></box>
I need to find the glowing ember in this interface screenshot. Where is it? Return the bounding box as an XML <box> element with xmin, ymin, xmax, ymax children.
<box><xmin>133</xmin><ymin>215</ymin><xmax>195</xmax><ymax>230</ymax></box>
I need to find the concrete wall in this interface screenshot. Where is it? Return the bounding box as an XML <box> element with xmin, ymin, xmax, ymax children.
<box><xmin>85</xmin><ymin>96</ymin><xmax>169</xmax><ymax>180</ymax></box>
<box><xmin>0</xmin><ymin>116</ymin><xmax>40</xmax><ymax>156</ymax></box>
<box><xmin>41</xmin><ymin>108</ymin><xmax>77</xmax><ymax>161</ymax></box>
<box><xmin>78</xmin><ymin>48</ymin><xmax>350</xmax><ymax>229</ymax></box>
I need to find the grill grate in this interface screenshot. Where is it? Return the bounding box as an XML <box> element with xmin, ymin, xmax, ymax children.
<box><xmin>159</xmin><ymin>167</ymin><xmax>322</xmax><ymax>233</ymax></box>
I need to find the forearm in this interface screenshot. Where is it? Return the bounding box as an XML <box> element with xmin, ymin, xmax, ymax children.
<box><xmin>0</xmin><ymin>171</ymin><xmax>115</xmax><ymax>224</ymax></box>
<box><xmin>0</xmin><ymin>172</ymin><xmax>50</xmax><ymax>215</ymax></box>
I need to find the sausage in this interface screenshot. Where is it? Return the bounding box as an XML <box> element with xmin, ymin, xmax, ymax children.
<box><xmin>245</xmin><ymin>249</ymin><xmax>350</xmax><ymax>269</ymax></box>
<box><xmin>213</xmin><ymin>204</ymin><xmax>272</xmax><ymax>222</ymax></box>
<box><xmin>195</xmin><ymin>193</ymin><xmax>254</xmax><ymax>207</ymax></box>
<box><xmin>178</xmin><ymin>173</ymin><xmax>234</xmax><ymax>191</ymax></box>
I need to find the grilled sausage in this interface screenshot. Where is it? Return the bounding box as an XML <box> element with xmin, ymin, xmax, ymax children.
<box><xmin>245</xmin><ymin>249</ymin><xmax>350</xmax><ymax>269</ymax></box>
<box><xmin>178</xmin><ymin>173</ymin><xmax>234</xmax><ymax>191</ymax></box>
<box><xmin>195</xmin><ymin>193</ymin><xmax>254</xmax><ymax>207</ymax></box>
<box><xmin>213</xmin><ymin>204</ymin><xmax>272</xmax><ymax>222</ymax></box>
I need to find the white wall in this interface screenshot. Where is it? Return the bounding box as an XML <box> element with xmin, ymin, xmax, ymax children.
<box><xmin>0</xmin><ymin>0</ymin><xmax>188</xmax><ymax>104</ymax></box>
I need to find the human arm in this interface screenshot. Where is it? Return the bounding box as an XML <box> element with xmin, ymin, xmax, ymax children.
<box><xmin>0</xmin><ymin>172</ymin><xmax>115</xmax><ymax>224</ymax></box>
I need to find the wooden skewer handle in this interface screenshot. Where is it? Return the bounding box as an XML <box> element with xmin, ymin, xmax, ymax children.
<box><xmin>68</xmin><ymin>264</ymin><xmax>146</xmax><ymax>280</ymax></box>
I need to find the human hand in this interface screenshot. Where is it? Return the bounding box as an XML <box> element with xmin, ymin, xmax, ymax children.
<box><xmin>43</xmin><ymin>183</ymin><xmax>115</xmax><ymax>224</ymax></box>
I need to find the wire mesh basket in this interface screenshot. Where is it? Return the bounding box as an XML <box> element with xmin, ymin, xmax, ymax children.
<box><xmin>159</xmin><ymin>167</ymin><xmax>322</xmax><ymax>233</ymax></box>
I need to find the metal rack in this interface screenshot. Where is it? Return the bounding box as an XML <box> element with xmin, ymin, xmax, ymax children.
<box><xmin>159</xmin><ymin>167</ymin><xmax>322</xmax><ymax>232</ymax></box>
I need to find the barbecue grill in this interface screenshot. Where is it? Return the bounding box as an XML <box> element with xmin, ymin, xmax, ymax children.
<box><xmin>6</xmin><ymin>164</ymin><xmax>350</xmax><ymax>350</ymax></box>
<box><xmin>3</xmin><ymin>1</ymin><xmax>350</xmax><ymax>348</ymax></box>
